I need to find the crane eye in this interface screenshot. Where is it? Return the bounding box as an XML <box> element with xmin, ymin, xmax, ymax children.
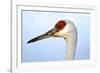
<box><xmin>55</xmin><ymin>20</ymin><xmax>67</xmax><ymax>32</ymax></box>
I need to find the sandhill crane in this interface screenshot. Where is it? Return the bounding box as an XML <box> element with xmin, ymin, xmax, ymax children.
<box><xmin>27</xmin><ymin>20</ymin><xmax>77</xmax><ymax>60</ymax></box>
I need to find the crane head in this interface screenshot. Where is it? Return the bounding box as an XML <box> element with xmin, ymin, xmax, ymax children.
<box><xmin>27</xmin><ymin>20</ymin><xmax>77</xmax><ymax>43</ymax></box>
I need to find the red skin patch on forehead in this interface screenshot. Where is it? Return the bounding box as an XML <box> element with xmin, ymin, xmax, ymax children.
<box><xmin>55</xmin><ymin>20</ymin><xmax>67</xmax><ymax>32</ymax></box>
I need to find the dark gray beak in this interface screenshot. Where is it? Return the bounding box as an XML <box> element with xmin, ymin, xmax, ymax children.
<box><xmin>27</xmin><ymin>28</ymin><xmax>56</xmax><ymax>43</ymax></box>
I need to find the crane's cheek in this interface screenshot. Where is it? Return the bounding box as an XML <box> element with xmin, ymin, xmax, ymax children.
<box><xmin>53</xmin><ymin>32</ymin><xmax>67</xmax><ymax>37</ymax></box>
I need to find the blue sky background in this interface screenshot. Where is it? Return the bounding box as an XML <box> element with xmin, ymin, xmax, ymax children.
<box><xmin>22</xmin><ymin>10</ymin><xmax>90</xmax><ymax>62</ymax></box>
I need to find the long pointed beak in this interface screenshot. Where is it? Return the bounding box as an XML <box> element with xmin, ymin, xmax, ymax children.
<box><xmin>27</xmin><ymin>28</ymin><xmax>56</xmax><ymax>44</ymax></box>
